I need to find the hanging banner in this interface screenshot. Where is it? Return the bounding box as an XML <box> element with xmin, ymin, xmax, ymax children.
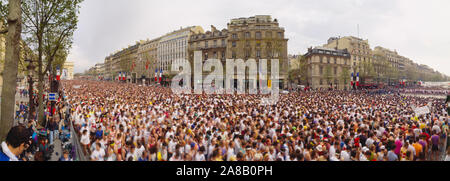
<box><xmin>414</xmin><ymin>106</ymin><xmax>430</xmax><ymax>116</ymax></box>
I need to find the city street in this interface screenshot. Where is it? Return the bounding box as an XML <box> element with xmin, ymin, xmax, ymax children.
<box><xmin>1</xmin><ymin>0</ymin><xmax>450</xmax><ymax>165</ymax></box>
<box><xmin>60</xmin><ymin>80</ymin><xmax>449</xmax><ymax>161</ymax></box>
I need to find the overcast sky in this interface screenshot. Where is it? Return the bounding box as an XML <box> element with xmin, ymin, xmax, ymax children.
<box><xmin>68</xmin><ymin>0</ymin><xmax>450</xmax><ymax>76</ymax></box>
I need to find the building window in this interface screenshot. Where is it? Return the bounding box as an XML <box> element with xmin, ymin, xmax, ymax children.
<box><xmin>205</xmin><ymin>41</ymin><xmax>208</xmax><ymax>48</ymax></box>
<box><xmin>256</xmin><ymin>32</ymin><xmax>261</xmax><ymax>39</ymax></box>
<box><xmin>278</xmin><ymin>32</ymin><xmax>283</xmax><ymax>39</ymax></box>
<box><xmin>320</xmin><ymin>66</ymin><xmax>323</xmax><ymax>75</ymax></box>
<box><xmin>214</xmin><ymin>40</ymin><xmax>217</xmax><ymax>47</ymax></box>
<box><xmin>222</xmin><ymin>39</ymin><xmax>226</xmax><ymax>46</ymax></box>
<box><xmin>222</xmin><ymin>52</ymin><xmax>225</xmax><ymax>59</ymax></box>
<box><xmin>246</xmin><ymin>41</ymin><xmax>250</xmax><ymax>47</ymax></box>
<box><xmin>214</xmin><ymin>52</ymin><xmax>217</xmax><ymax>59</ymax></box>
<box><xmin>232</xmin><ymin>34</ymin><xmax>237</xmax><ymax>39</ymax></box>
<box><xmin>256</xmin><ymin>50</ymin><xmax>261</xmax><ymax>58</ymax></box>
<box><xmin>232</xmin><ymin>51</ymin><xmax>236</xmax><ymax>59</ymax></box>
<box><xmin>327</xmin><ymin>57</ymin><xmax>330</xmax><ymax>64</ymax></box>
<box><xmin>232</xmin><ymin>41</ymin><xmax>236</xmax><ymax>47</ymax></box>
<box><xmin>245</xmin><ymin>32</ymin><xmax>250</xmax><ymax>38</ymax></box>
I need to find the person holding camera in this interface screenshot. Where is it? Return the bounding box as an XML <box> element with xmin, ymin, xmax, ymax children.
<box><xmin>0</xmin><ymin>125</ymin><xmax>32</xmax><ymax>161</ymax></box>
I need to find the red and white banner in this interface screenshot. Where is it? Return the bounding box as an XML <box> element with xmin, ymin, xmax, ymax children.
<box><xmin>351</xmin><ymin>72</ymin><xmax>354</xmax><ymax>86</ymax></box>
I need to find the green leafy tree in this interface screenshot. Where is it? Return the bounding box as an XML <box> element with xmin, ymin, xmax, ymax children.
<box><xmin>288</xmin><ymin>55</ymin><xmax>307</xmax><ymax>86</ymax></box>
<box><xmin>340</xmin><ymin>67</ymin><xmax>350</xmax><ymax>89</ymax></box>
<box><xmin>50</xmin><ymin>46</ymin><xmax>69</xmax><ymax>75</ymax></box>
<box><xmin>0</xmin><ymin>0</ymin><xmax>22</xmax><ymax>140</ymax></box>
<box><xmin>0</xmin><ymin>0</ymin><xmax>8</xmax><ymax>32</ymax></box>
<box><xmin>358</xmin><ymin>60</ymin><xmax>375</xmax><ymax>83</ymax></box>
<box><xmin>324</xmin><ymin>64</ymin><xmax>332</xmax><ymax>85</ymax></box>
<box><xmin>22</xmin><ymin>0</ymin><xmax>82</xmax><ymax>126</ymax></box>
<box><xmin>374</xmin><ymin>54</ymin><xmax>389</xmax><ymax>83</ymax></box>
<box><xmin>405</xmin><ymin>65</ymin><xmax>417</xmax><ymax>82</ymax></box>
<box><xmin>142</xmin><ymin>51</ymin><xmax>156</xmax><ymax>80</ymax></box>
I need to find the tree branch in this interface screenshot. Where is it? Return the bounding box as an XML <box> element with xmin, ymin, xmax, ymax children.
<box><xmin>43</xmin><ymin>28</ymin><xmax>71</xmax><ymax>74</ymax></box>
<box><xmin>22</xmin><ymin>4</ymin><xmax>39</xmax><ymax>29</ymax></box>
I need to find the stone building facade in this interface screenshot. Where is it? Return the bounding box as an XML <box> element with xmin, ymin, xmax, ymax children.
<box><xmin>104</xmin><ymin>55</ymin><xmax>113</xmax><ymax>81</ymax></box>
<box><xmin>324</xmin><ymin>36</ymin><xmax>373</xmax><ymax>74</ymax></box>
<box><xmin>137</xmin><ymin>37</ymin><xmax>160</xmax><ymax>82</ymax></box>
<box><xmin>304</xmin><ymin>47</ymin><xmax>351</xmax><ymax>90</ymax></box>
<box><xmin>373</xmin><ymin>46</ymin><xmax>406</xmax><ymax>75</ymax></box>
<box><xmin>158</xmin><ymin>26</ymin><xmax>204</xmax><ymax>74</ymax></box>
<box><xmin>108</xmin><ymin>43</ymin><xmax>140</xmax><ymax>82</ymax></box>
<box><xmin>188</xmin><ymin>26</ymin><xmax>228</xmax><ymax>86</ymax></box>
<box><xmin>226</xmin><ymin>15</ymin><xmax>289</xmax><ymax>89</ymax></box>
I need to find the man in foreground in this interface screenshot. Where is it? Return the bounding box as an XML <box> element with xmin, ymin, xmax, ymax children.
<box><xmin>0</xmin><ymin>125</ymin><xmax>32</xmax><ymax>161</ymax></box>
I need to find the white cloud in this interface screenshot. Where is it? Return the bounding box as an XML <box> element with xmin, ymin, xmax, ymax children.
<box><xmin>67</xmin><ymin>44</ymin><xmax>93</xmax><ymax>73</ymax></box>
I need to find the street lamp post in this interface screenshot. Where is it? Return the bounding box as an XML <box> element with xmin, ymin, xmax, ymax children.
<box><xmin>25</xmin><ymin>59</ymin><xmax>35</xmax><ymax>121</ymax></box>
<box><xmin>49</xmin><ymin>66</ymin><xmax>60</xmax><ymax>118</ymax></box>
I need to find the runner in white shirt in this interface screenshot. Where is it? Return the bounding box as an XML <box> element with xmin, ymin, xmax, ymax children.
<box><xmin>91</xmin><ymin>143</ymin><xmax>105</xmax><ymax>161</ymax></box>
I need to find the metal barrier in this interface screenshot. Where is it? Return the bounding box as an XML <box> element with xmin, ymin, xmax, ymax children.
<box><xmin>69</xmin><ymin>118</ymin><xmax>88</xmax><ymax>161</ymax></box>
<box><xmin>440</xmin><ymin>135</ymin><xmax>448</xmax><ymax>161</ymax></box>
<box><xmin>65</xmin><ymin>101</ymin><xmax>88</xmax><ymax>161</ymax></box>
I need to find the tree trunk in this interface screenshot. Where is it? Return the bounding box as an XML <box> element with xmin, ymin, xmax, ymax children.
<box><xmin>0</xmin><ymin>0</ymin><xmax>22</xmax><ymax>141</ymax></box>
<box><xmin>37</xmin><ymin>69</ymin><xmax>44</xmax><ymax>127</ymax></box>
<box><xmin>37</xmin><ymin>32</ymin><xmax>45</xmax><ymax>127</ymax></box>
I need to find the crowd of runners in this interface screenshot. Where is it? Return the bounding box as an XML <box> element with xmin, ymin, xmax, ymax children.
<box><xmin>399</xmin><ymin>88</ymin><xmax>449</xmax><ymax>96</ymax></box>
<box><xmin>62</xmin><ymin>80</ymin><xmax>449</xmax><ymax>161</ymax></box>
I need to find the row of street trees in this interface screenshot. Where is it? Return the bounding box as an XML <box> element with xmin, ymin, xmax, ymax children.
<box><xmin>0</xmin><ymin>0</ymin><xmax>82</xmax><ymax>141</ymax></box>
<box><xmin>288</xmin><ymin>52</ymin><xmax>448</xmax><ymax>90</ymax></box>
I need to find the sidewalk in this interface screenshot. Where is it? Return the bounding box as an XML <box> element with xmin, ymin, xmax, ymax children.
<box><xmin>0</xmin><ymin>92</ymin><xmax>29</xmax><ymax>126</ymax></box>
<box><xmin>14</xmin><ymin>93</ymin><xmax>30</xmax><ymax>126</ymax></box>
<box><xmin>50</xmin><ymin>139</ymin><xmax>63</xmax><ymax>161</ymax></box>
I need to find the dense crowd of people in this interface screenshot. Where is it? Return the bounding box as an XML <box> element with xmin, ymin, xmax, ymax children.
<box><xmin>399</xmin><ymin>87</ymin><xmax>449</xmax><ymax>96</ymax></box>
<box><xmin>63</xmin><ymin>80</ymin><xmax>449</xmax><ymax>161</ymax></box>
<box><xmin>1</xmin><ymin>83</ymin><xmax>74</xmax><ymax>161</ymax></box>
